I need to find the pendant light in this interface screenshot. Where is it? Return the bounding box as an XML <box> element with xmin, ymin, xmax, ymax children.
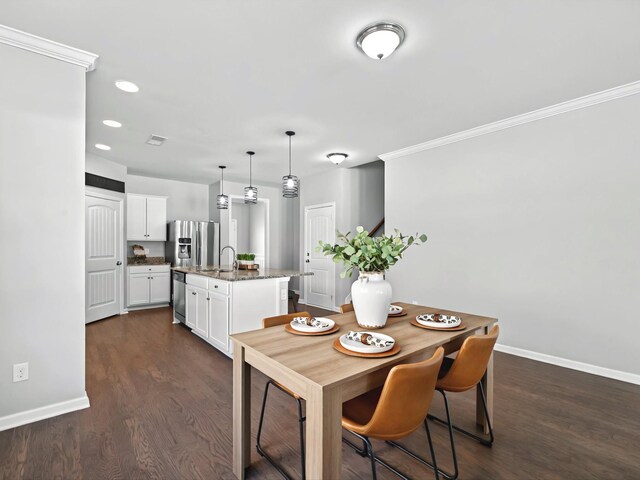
<box><xmin>217</xmin><ymin>165</ymin><xmax>229</xmax><ymax>209</ymax></box>
<box><xmin>244</xmin><ymin>151</ymin><xmax>258</xmax><ymax>204</ymax></box>
<box><xmin>282</xmin><ymin>131</ymin><xmax>299</xmax><ymax>198</ymax></box>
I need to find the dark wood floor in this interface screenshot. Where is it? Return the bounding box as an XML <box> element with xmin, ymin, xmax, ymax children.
<box><xmin>1</xmin><ymin>307</ymin><xmax>639</xmax><ymax>479</ymax></box>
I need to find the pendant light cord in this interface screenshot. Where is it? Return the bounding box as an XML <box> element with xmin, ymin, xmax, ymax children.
<box><xmin>288</xmin><ymin>135</ymin><xmax>292</xmax><ymax>176</ymax></box>
<box><xmin>250</xmin><ymin>153</ymin><xmax>253</xmax><ymax>187</ymax></box>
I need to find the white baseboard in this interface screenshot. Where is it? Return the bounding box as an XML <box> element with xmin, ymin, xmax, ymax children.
<box><xmin>297</xmin><ymin>299</ymin><xmax>341</xmax><ymax>313</ymax></box>
<box><xmin>0</xmin><ymin>392</ymin><xmax>90</xmax><ymax>431</ymax></box>
<box><xmin>495</xmin><ymin>344</ymin><xmax>640</xmax><ymax>386</ymax></box>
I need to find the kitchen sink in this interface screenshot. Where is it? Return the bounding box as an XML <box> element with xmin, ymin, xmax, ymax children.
<box><xmin>199</xmin><ymin>268</ymin><xmax>234</xmax><ymax>273</ymax></box>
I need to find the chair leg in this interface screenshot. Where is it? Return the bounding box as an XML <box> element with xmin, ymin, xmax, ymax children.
<box><xmin>386</xmin><ymin>390</ymin><xmax>458</xmax><ymax>480</ymax></box>
<box><xmin>428</xmin><ymin>384</ymin><xmax>494</xmax><ymax>447</ymax></box>
<box><xmin>296</xmin><ymin>398</ymin><xmax>306</xmax><ymax>480</ymax></box>
<box><xmin>345</xmin><ymin>430</ymin><xmax>416</xmax><ymax>480</ymax></box>
<box><xmin>256</xmin><ymin>380</ymin><xmax>306</xmax><ymax>480</ymax></box>
<box><xmin>424</xmin><ymin>419</ymin><xmax>440</xmax><ymax>480</ymax></box>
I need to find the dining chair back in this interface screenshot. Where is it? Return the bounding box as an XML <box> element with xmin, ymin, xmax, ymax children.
<box><xmin>340</xmin><ymin>303</ymin><xmax>354</xmax><ymax>313</ymax></box>
<box><xmin>262</xmin><ymin>311</ymin><xmax>310</xmax><ymax>329</ymax></box>
<box><xmin>437</xmin><ymin>325</ymin><xmax>499</xmax><ymax>393</ymax></box>
<box><xmin>343</xmin><ymin>347</ymin><xmax>444</xmax><ymax>441</ymax></box>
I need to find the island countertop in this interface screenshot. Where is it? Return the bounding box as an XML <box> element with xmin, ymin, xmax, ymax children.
<box><xmin>172</xmin><ymin>266</ymin><xmax>312</xmax><ymax>282</ymax></box>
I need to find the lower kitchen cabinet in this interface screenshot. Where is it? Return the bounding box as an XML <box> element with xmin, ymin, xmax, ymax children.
<box><xmin>186</xmin><ymin>284</ymin><xmax>208</xmax><ymax>337</ymax></box>
<box><xmin>208</xmin><ymin>293</ymin><xmax>230</xmax><ymax>352</ymax></box>
<box><xmin>127</xmin><ymin>265</ymin><xmax>171</xmax><ymax>308</ymax></box>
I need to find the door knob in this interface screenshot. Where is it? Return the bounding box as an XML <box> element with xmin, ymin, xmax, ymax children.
<box><xmin>305</xmin><ymin>259</ymin><xmax>310</xmax><ymax>263</ymax></box>
<box><xmin>116</xmin><ymin>261</ymin><xmax>122</xmax><ymax>265</ymax></box>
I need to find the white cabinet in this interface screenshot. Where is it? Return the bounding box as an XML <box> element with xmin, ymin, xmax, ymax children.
<box><xmin>186</xmin><ymin>284</ymin><xmax>208</xmax><ymax>336</ymax></box>
<box><xmin>150</xmin><ymin>272</ymin><xmax>170</xmax><ymax>304</ymax></box>
<box><xmin>208</xmin><ymin>293</ymin><xmax>230</xmax><ymax>351</ymax></box>
<box><xmin>127</xmin><ymin>265</ymin><xmax>170</xmax><ymax>308</ymax></box>
<box><xmin>126</xmin><ymin>194</ymin><xmax>167</xmax><ymax>241</ymax></box>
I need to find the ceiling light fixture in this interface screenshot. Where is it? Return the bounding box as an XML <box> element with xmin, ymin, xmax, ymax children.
<box><xmin>103</xmin><ymin>120</ymin><xmax>122</xmax><ymax>128</ymax></box>
<box><xmin>356</xmin><ymin>23</ymin><xmax>405</xmax><ymax>60</ymax></box>
<box><xmin>282</xmin><ymin>131</ymin><xmax>299</xmax><ymax>198</ymax></box>
<box><xmin>217</xmin><ymin>166</ymin><xmax>229</xmax><ymax>210</ymax></box>
<box><xmin>115</xmin><ymin>80</ymin><xmax>139</xmax><ymax>93</ymax></box>
<box><xmin>327</xmin><ymin>152</ymin><xmax>348</xmax><ymax>165</ymax></box>
<box><xmin>244</xmin><ymin>151</ymin><xmax>258</xmax><ymax>205</ymax></box>
<box><xmin>95</xmin><ymin>143</ymin><xmax>111</xmax><ymax>151</ymax></box>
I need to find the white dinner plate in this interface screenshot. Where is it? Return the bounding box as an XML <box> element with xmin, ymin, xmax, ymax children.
<box><xmin>389</xmin><ymin>304</ymin><xmax>404</xmax><ymax>315</ymax></box>
<box><xmin>290</xmin><ymin>317</ymin><xmax>335</xmax><ymax>333</ymax></box>
<box><xmin>416</xmin><ymin>314</ymin><xmax>461</xmax><ymax>329</ymax></box>
<box><xmin>339</xmin><ymin>332</ymin><xmax>395</xmax><ymax>354</ymax></box>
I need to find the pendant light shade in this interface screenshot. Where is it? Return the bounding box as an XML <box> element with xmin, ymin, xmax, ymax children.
<box><xmin>244</xmin><ymin>151</ymin><xmax>258</xmax><ymax>205</ymax></box>
<box><xmin>282</xmin><ymin>131</ymin><xmax>299</xmax><ymax>198</ymax></box>
<box><xmin>217</xmin><ymin>165</ymin><xmax>229</xmax><ymax>210</ymax></box>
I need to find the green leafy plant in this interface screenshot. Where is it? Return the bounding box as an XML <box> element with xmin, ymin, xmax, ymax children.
<box><xmin>317</xmin><ymin>226</ymin><xmax>427</xmax><ymax>278</ymax></box>
<box><xmin>237</xmin><ymin>253</ymin><xmax>256</xmax><ymax>261</ymax></box>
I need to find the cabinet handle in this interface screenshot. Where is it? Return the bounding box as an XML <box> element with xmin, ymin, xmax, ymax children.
<box><xmin>206</xmin><ymin>297</ymin><xmax>210</xmax><ymax>301</ymax></box>
<box><xmin>147</xmin><ymin>276</ymin><xmax>150</xmax><ymax>279</ymax></box>
<box><xmin>192</xmin><ymin>292</ymin><xmax>197</xmax><ymax>295</ymax></box>
<box><xmin>214</xmin><ymin>285</ymin><xmax>218</xmax><ymax>288</ymax></box>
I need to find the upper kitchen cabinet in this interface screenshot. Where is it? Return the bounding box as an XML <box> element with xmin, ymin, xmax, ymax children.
<box><xmin>126</xmin><ymin>194</ymin><xmax>167</xmax><ymax>241</ymax></box>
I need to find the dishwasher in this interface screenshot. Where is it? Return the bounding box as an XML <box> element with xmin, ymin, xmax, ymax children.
<box><xmin>172</xmin><ymin>271</ymin><xmax>186</xmax><ymax>324</ymax></box>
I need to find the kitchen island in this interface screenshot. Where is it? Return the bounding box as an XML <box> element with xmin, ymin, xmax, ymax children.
<box><xmin>173</xmin><ymin>266</ymin><xmax>311</xmax><ymax>357</ymax></box>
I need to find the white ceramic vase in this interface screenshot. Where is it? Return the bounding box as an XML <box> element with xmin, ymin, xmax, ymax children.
<box><xmin>351</xmin><ymin>271</ymin><xmax>392</xmax><ymax>329</ymax></box>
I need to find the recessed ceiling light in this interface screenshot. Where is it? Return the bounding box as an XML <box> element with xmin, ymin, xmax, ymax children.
<box><xmin>103</xmin><ymin>120</ymin><xmax>122</xmax><ymax>128</ymax></box>
<box><xmin>327</xmin><ymin>153</ymin><xmax>348</xmax><ymax>165</ymax></box>
<box><xmin>356</xmin><ymin>23</ymin><xmax>406</xmax><ymax>60</ymax></box>
<box><xmin>95</xmin><ymin>144</ymin><xmax>111</xmax><ymax>151</ymax></box>
<box><xmin>115</xmin><ymin>80</ymin><xmax>139</xmax><ymax>93</ymax></box>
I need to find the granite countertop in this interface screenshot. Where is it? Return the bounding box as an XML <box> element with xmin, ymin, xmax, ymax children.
<box><xmin>127</xmin><ymin>256</ymin><xmax>171</xmax><ymax>266</ymax></box>
<box><xmin>172</xmin><ymin>266</ymin><xmax>313</xmax><ymax>282</ymax></box>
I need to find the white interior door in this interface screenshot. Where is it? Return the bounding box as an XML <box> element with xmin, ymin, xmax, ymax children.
<box><xmin>305</xmin><ymin>204</ymin><xmax>335</xmax><ymax>309</ymax></box>
<box><xmin>86</xmin><ymin>194</ymin><xmax>123</xmax><ymax>323</ymax></box>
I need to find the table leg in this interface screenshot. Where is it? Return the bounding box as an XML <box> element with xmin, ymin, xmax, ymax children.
<box><xmin>306</xmin><ymin>385</ymin><xmax>342</xmax><ymax>480</ymax></box>
<box><xmin>476</xmin><ymin>326</ymin><xmax>494</xmax><ymax>434</ymax></box>
<box><xmin>233</xmin><ymin>344</ymin><xmax>251</xmax><ymax>479</ymax></box>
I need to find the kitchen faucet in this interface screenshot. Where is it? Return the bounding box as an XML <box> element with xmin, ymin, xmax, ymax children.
<box><xmin>220</xmin><ymin>245</ymin><xmax>238</xmax><ymax>271</ymax></box>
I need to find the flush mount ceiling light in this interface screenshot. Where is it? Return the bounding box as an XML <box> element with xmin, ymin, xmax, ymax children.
<box><xmin>327</xmin><ymin>152</ymin><xmax>348</xmax><ymax>165</ymax></box>
<box><xmin>244</xmin><ymin>151</ymin><xmax>258</xmax><ymax>205</ymax></box>
<box><xmin>115</xmin><ymin>80</ymin><xmax>139</xmax><ymax>93</ymax></box>
<box><xmin>103</xmin><ymin>119</ymin><xmax>122</xmax><ymax>128</ymax></box>
<box><xmin>95</xmin><ymin>143</ymin><xmax>111</xmax><ymax>151</ymax></box>
<box><xmin>356</xmin><ymin>22</ymin><xmax>406</xmax><ymax>60</ymax></box>
<box><xmin>282</xmin><ymin>131</ymin><xmax>299</xmax><ymax>198</ymax></box>
<box><xmin>217</xmin><ymin>166</ymin><xmax>229</xmax><ymax>210</ymax></box>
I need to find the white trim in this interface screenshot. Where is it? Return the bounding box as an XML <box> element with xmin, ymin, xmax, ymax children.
<box><xmin>297</xmin><ymin>298</ymin><xmax>341</xmax><ymax>313</ymax></box>
<box><xmin>495</xmin><ymin>344</ymin><xmax>640</xmax><ymax>386</ymax></box>
<box><xmin>303</xmin><ymin>202</ymin><xmax>337</xmax><ymax>310</ymax></box>
<box><xmin>0</xmin><ymin>24</ymin><xmax>98</xmax><ymax>71</ymax></box>
<box><xmin>379</xmin><ymin>80</ymin><xmax>640</xmax><ymax>161</ymax></box>
<box><xmin>0</xmin><ymin>392</ymin><xmax>90</xmax><ymax>431</ymax></box>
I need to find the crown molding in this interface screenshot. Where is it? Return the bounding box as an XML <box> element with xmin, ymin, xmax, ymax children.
<box><xmin>0</xmin><ymin>24</ymin><xmax>98</xmax><ymax>71</ymax></box>
<box><xmin>379</xmin><ymin>80</ymin><xmax>640</xmax><ymax>161</ymax></box>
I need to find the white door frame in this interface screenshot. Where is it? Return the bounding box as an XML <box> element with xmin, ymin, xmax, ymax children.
<box><xmin>303</xmin><ymin>202</ymin><xmax>336</xmax><ymax>309</ymax></box>
<box><xmin>228</xmin><ymin>195</ymin><xmax>270</xmax><ymax>268</ymax></box>
<box><xmin>85</xmin><ymin>187</ymin><xmax>126</xmax><ymax>316</ymax></box>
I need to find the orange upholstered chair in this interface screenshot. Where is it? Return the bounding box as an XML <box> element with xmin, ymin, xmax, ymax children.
<box><xmin>342</xmin><ymin>347</ymin><xmax>445</xmax><ymax>479</ymax></box>
<box><xmin>257</xmin><ymin>311</ymin><xmax>311</xmax><ymax>479</ymax></box>
<box><xmin>340</xmin><ymin>303</ymin><xmax>354</xmax><ymax>313</ymax></box>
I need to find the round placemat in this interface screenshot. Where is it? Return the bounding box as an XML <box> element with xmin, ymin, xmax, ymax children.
<box><xmin>284</xmin><ymin>323</ymin><xmax>340</xmax><ymax>336</ymax></box>
<box><xmin>410</xmin><ymin>318</ymin><xmax>466</xmax><ymax>331</ymax></box>
<box><xmin>332</xmin><ymin>338</ymin><xmax>401</xmax><ymax>358</ymax></box>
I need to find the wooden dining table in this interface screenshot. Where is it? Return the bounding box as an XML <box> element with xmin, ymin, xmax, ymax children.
<box><xmin>231</xmin><ymin>302</ymin><xmax>498</xmax><ymax>480</ymax></box>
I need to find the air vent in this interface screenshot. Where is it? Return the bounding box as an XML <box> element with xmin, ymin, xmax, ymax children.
<box><xmin>146</xmin><ymin>134</ymin><xmax>167</xmax><ymax>146</ymax></box>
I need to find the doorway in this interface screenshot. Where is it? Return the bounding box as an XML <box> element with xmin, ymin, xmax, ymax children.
<box><xmin>85</xmin><ymin>190</ymin><xmax>124</xmax><ymax>323</ymax></box>
<box><xmin>304</xmin><ymin>203</ymin><xmax>336</xmax><ymax>309</ymax></box>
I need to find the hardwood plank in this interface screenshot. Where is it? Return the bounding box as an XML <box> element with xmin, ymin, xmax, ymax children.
<box><xmin>0</xmin><ymin>306</ymin><xmax>638</xmax><ymax>479</ymax></box>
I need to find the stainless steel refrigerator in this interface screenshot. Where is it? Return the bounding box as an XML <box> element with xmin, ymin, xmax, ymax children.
<box><xmin>166</xmin><ymin>220</ymin><xmax>220</xmax><ymax>268</ymax></box>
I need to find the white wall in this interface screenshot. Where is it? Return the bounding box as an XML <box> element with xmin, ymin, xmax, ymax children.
<box><xmin>385</xmin><ymin>94</ymin><xmax>640</xmax><ymax>377</ymax></box>
<box><xmin>299</xmin><ymin>161</ymin><xmax>385</xmax><ymax>308</ymax></box>
<box><xmin>0</xmin><ymin>44</ymin><xmax>88</xmax><ymax>426</ymax></box>
<box><xmin>126</xmin><ymin>174</ymin><xmax>209</xmax><ymax>221</ymax></box>
<box><xmin>85</xmin><ymin>152</ymin><xmax>127</xmax><ymax>183</ymax></box>
<box><xmin>231</xmin><ymin>200</ymin><xmax>251</xmax><ymax>254</ymax></box>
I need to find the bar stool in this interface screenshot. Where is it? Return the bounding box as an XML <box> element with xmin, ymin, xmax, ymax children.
<box><xmin>257</xmin><ymin>312</ymin><xmax>311</xmax><ymax>479</ymax></box>
<box><xmin>388</xmin><ymin>325</ymin><xmax>499</xmax><ymax>480</ymax></box>
<box><xmin>342</xmin><ymin>347</ymin><xmax>445</xmax><ymax>480</ymax></box>
<box><xmin>340</xmin><ymin>303</ymin><xmax>354</xmax><ymax>313</ymax></box>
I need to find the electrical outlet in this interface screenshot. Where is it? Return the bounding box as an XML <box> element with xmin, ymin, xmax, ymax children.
<box><xmin>13</xmin><ymin>363</ymin><xmax>28</xmax><ymax>382</ymax></box>
<box><xmin>280</xmin><ymin>289</ymin><xmax>288</xmax><ymax>301</ymax></box>
<box><xmin>144</xmin><ymin>248</ymin><xmax>150</xmax><ymax>254</ymax></box>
